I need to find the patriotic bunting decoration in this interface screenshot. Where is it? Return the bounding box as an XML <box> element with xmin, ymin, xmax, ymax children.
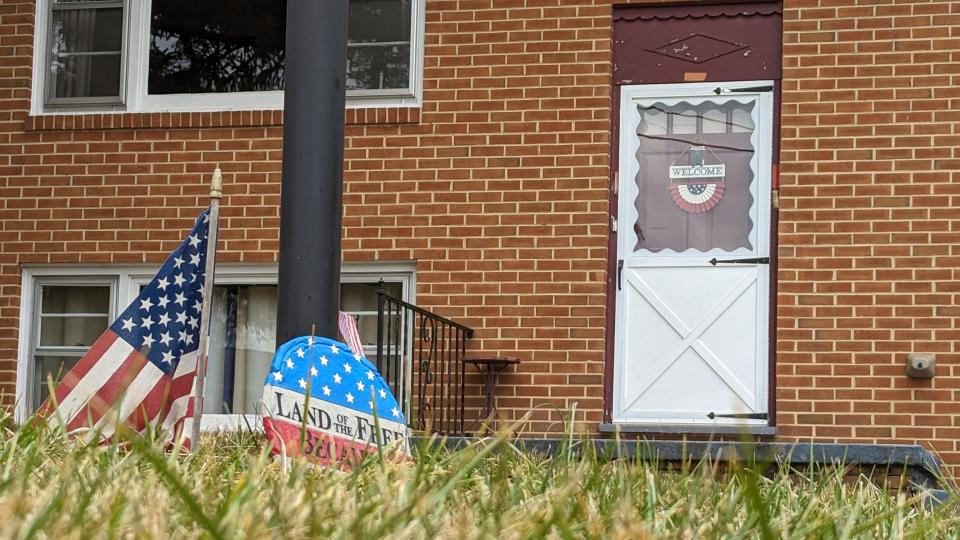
<box><xmin>261</xmin><ymin>336</ymin><xmax>410</xmax><ymax>468</ymax></box>
<box><xmin>38</xmin><ymin>209</ymin><xmax>212</xmax><ymax>445</ymax></box>
<box><xmin>669</xmin><ymin>181</ymin><xmax>726</xmax><ymax>213</ymax></box>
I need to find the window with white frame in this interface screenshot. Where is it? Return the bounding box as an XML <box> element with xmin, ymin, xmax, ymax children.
<box><xmin>46</xmin><ymin>1</ymin><xmax>125</xmax><ymax>105</ymax></box>
<box><xmin>34</xmin><ymin>0</ymin><xmax>424</xmax><ymax>113</ymax></box>
<box><xmin>17</xmin><ymin>265</ymin><xmax>414</xmax><ymax>425</ymax></box>
<box><xmin>28</xmin><ymin>278</ymin><xmax>117</xmax><ymax>409</ymax></box>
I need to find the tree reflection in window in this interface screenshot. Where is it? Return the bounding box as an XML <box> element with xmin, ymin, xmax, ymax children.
<box><xmin>149</xmin><ymin>0</ymin><xmax>286</xmax><ymax>94</ymax></box>
<box><xmin>148</xmin><ymin>0</ymin><xmax>412</xmax><ymax>95</ymax></box>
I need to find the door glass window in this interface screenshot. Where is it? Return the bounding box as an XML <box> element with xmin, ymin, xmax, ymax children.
<box><xmin>633</xmin><ymin>99</ymin><xmax>757</xmax><ymax>253</ymax></box>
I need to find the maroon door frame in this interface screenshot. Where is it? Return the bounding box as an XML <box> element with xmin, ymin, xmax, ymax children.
<box><xmin>602</xmin><ymin>2</ymin><xmax>784</xmax><ymax>427</ymax></box>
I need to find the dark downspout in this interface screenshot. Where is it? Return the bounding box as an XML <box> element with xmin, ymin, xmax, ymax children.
<box><xmin>277</xmin><ymin>1</ymin><xmax>349</xmax><ymax>343</ymax></box>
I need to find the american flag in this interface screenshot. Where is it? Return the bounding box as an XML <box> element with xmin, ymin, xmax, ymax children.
<box><xmin>338</xmin><ymin>311</ymin><xmax>364</xmax><ymax>357</ymax></box>
<box><xmin>38</xmin><ymin>209</ymin><xmax>211</xmax><ymax>444</ymax></box>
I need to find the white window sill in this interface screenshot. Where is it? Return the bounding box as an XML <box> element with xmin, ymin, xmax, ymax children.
<box><xmin>31</xmin><ymin>90</ymin><xmax>420</xmax><ymax>117</ymax></box>
<box><xmin>22</xmin><ymin>105</ymin><xmax>422</xmax><ymax>132</ymax></box>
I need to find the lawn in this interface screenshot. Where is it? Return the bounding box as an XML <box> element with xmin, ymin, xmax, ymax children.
<box><xmin>1</xmin><ymin>415</ymin><xmax>957</xmax><ymax>539</ymax></box>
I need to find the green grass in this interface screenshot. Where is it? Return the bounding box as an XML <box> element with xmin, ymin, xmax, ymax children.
<box><xmin>1</xmin><ymin>412</ymin><xmax>958</xmax><ymax>539</ymax></box>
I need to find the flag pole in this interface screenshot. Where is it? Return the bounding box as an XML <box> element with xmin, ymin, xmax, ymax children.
<box><xmin>190</xmin><ymin>167</ymin><xmax>223</xmax><ymax>449</ymax></box>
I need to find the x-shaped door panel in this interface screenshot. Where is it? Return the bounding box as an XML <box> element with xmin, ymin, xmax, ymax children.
<box><xmin>620</xmin><ymin>268</ymin><xmax>758</xmax><ymax>414</ymax></box>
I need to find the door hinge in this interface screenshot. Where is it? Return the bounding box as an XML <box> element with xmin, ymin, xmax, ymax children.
<box><xmin>610</xmin><ymin>215</ymin><xmax>617</xmax><ymax>232</ymax></box>
<box><xmin>771</xmin><ymin>188</ymin><xmax>779</xmax><ymax>210</ymax></box>
<box><xmin>714</xmin><ymin>85</ymin><xmax>774</xmax><ymax>95</ymax></box>
<box><xmin>708</xmin><ymin>257</ymin><xmax>770</xmax><ymax>266</ymax></box>
<box><xmin>617</xmin><ymin>259</ymin><xmax>624</xmax><ymax>290</ymax></box>
<box><xmin>612</xmin><ymin>171</ymin><xmax>619</xmax><ymax>196</ymax></box>
<box><xmin>707</xmin><ymin>412</ymin><xmax>768</xmax><ymax>420</ymax></box>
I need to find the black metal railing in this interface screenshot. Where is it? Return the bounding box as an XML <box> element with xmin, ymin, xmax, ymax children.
<box><xmin>375</xmin><ymin>280</ymin><xmax>474</xmax><ymax>435</ymax></box>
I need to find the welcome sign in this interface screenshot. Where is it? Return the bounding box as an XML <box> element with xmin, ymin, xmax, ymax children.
<box><xmin>261</xmin><ymin>336</ymin><xmax>409</xmax><ymax>467</ymax></box>
<box><xmin>669</xmin><ymin>164</ymin><xmax>726</xmax><ymax>179</ymax></box>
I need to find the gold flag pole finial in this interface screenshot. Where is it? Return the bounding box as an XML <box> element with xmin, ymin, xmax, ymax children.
<box><xmin>210</xmin><ymin>166</ymin><xmax>223</xmax><ymax>199</ymax></box>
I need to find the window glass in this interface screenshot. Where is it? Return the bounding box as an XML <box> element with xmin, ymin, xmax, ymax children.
<box><xmin>148</xmin><ymin>0</ymin><xmax>286</xmax><ymax>94</ymax></box>
<box><xmin>27</xmin><ymin>275</ymin><xmax>409</xmax><ymax>415</ymax></box>
<box><xmin>37</xmin><ymin>285</ymin><xmax>110</xmax><ymax>347</ymax></box>
<box><xmin>203</xmin><ymin>280</ymin><xmax>406</xmax><ymax>414</ymax></box>
<box><xmin>347</xmin><ymin>0</ymin><xmax>412</xmax><ymax>91</ymax></box>
<box><xmin>39</xmin><ymin>317</ymin><xmax>108</xmax><ymax>347</ymax></box>
<box><xmin>671</xmin><ymin>107</ymin><xmax>698</xmax><ymax>134</ymax></box>
<box><xmin>639</xmin><ymin>109</ymin><xmax>667</xmax><ymax>136</ymax></box>
<box><xmin>205</xmin><ymin>285</ymin><xmax>278</xmax><ymax>414</ymax></box>
<box><xmin>341</xmin><ymin>281</ymin><xmax>402</xmax><ymax>349</ymax></box>
<box><xmin>701</xmin><ymin>109</ymin><xmax>727</xmax><ymax>134</ymax></box>
<box><xmin>341</xmin><ymin>281</ymin><xmax>405</xmax><ymax>404</ymax></box>
<box><xmin>634</xmin><ymin>100</ymin><xmax>757</xmax><ymax>253</ymax></box>
<box><xmin>41</xmin><ymin>285</ymin><xmax>111</xmax><ymax>313</ymax></box>
<box><xmin>34</xmin><ymin>355</ymin><xmax>83</xmax><ymax>409</ymax></box>
<box><xmin>731</xmin><ymin>107</ymin><xmax>756</xmax><ymax>133</ymax></box>
<box><xmin>147</xmin><ymin>0</ymin><xmax>413</xmax><ymax>95</ymax></box>
<box><xmin>48</xmin><ymin>3</ymin><xmax>123</xmax><ymax>100</ymax></box>
<box><xmin>32</xmin><ymin>284</ymin><xmax>112</xmax><ymax>408</ymax></box>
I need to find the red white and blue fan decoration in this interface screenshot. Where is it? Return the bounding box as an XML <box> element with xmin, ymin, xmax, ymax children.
<box><xmin>261</xmin><ymin>335</ymin><xmax>410</xmax><ymax>467</ymax></box>
<box><xmin>668</xmin><ymin>145</ymin><xmax>726</xmax><ymax>214</ymax></box>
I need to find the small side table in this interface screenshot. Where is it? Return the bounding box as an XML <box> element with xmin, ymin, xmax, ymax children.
<box><xmin>464</xmin><ymin>356</ymin><xmax>520</xmax><ymax>429</ymax></box>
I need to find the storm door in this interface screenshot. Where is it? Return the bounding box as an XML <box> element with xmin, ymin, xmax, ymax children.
<box><xmin>613</xmin><ymin>82</ymin><xmax>773</xmax><ymax>426</ymax></box>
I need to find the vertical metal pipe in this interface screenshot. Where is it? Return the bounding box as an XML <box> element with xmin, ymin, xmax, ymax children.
<box><xmin>221</xmin><ymin>286</ymin><xmax>239</xmax><ymax>412</ymax></box>
<box><xmin>376</xmin><ymin>281</ymin><xmax>385</xmax><ymax>375</ymax></box>
<box><xmin>427</xmin><ymin>318</ymin><xmax>443</xmax><ymax>433</ymax></box>
<box><xmin>277</xmin><ymin>0</ymin><xmax>348</xmax><ymax>343</ymax></box>
<box><xmin>457</xmin><ymin>330</ymin><xmax>467</xmax><ymax>434</ymax></box>
<box><xmin>387</xmin><ymin>299</ymin><xmax>395</xmax><ymax>394</ymax></box>
<box><xmin>453</xmin><ymin>328</ymin><xmax>460</xmax><ymax>434</ymax></box>
<box><xmin>395</xmin><ymin>303</ymin><xmax>402</xmax><ymax>402</ymax></box>
<box><xmin>402</xmin><ymin>306</ymin><xmax>410</xmax><ymax>420</ymax></box>
<box><xmin>416</xmin><ymin>314</ymin><xmax>426</xmax><ymax>430</ymax></box>
<box><xmin>440</xmin><ymin>323</ymin><xmax>452</xmax><ymax>433</ymax></box>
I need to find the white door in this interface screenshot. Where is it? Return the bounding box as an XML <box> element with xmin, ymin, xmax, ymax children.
<box><xmin>613</xmin><ymin>82</ymin><xmax>773</xmax><ymax>426</ymax></box>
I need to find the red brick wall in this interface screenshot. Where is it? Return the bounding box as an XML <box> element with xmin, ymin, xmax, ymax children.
<box><xmin>0</xmin><ymin>0</ymin><xmax>612</xmax><ymax>434</ymax></box>
<box><xmin>778</xmin><ymin>0</ymin><xmax>960</xmax><ymax>472</ymax></box>
<box><xmin>1</xmin><ymin>0</ymin><xmax>959</xmax><ymax>473</ymax></box>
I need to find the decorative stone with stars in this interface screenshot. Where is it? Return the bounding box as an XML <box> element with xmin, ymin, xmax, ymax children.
<box><xmin>260</xmin><ymin>335</ymin><xmax>411</xmax><ymax>468</ymax></box>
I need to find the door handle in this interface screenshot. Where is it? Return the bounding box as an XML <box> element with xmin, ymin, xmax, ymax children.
<box><xmin>708</xmin><ymin>257</ymin><xmax>769</xmax><ymax>266</ymax></box>
<box><xmin>617</xmin><ymin>259</ymin><xmax>623</xmax><ymax>290</ymax></box>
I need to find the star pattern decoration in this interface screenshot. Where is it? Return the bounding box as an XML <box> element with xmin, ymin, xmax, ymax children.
<box><xmin>267</xmin><ymin>336</ymin><xmax>404</xmax><ymax>420</ymax></box>
<box><xmin>110</xmin><ymin>210</ymin><xmax>209</xmax><ymax>376</ymax></box>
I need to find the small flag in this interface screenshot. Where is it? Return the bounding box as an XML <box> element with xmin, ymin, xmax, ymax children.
<box><xmin>338</xmin><ymin>311</ymin><xmax>364</xmax><ymax>357</ymax></box>
<box><xmin>38</xmin><ymin>210</ymin><xmax>212</xmax><ymax>444</ymax></box>
<box><xmin>261</xmin><ymin>336</ymin><xmax>410</xmax><ymax>468</ymax></box>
